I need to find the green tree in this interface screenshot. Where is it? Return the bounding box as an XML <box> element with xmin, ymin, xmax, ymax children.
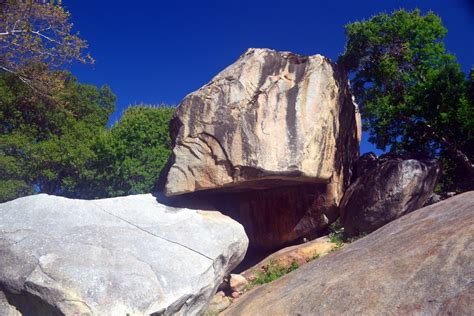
<box><xmin>1</xmin><ymin>71</ymin><xmax>175</xmax><ymax>202</ymax></box>
<box><xmin>0</xmin><ymin>72</ymin><xmax>115</xmax><ymax>202</ymax></box>
<box><xmin>83</xmin><ymin>105</ymin><xmax>175</xmax><ymax>198</ymax></box>
<box><xmin>1</xmin><ymin>2</ymin><xmax>175</xmax><ymax>201</ymax></box>
<box><xmin>339</xmin><ymin>9</ymin><xmax>474</xmax><ymax>190</ymax></box>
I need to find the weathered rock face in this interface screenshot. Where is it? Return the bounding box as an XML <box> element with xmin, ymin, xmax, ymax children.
<box><xmin>165</xmin><ymin>48</ymin><xmax>359</xmax><ymax>197</ymax></box>
<box><xmin>0</xmin><ymin>194</ymin><xmax>248</xmax><ymax>315</ymax></box>
<box><xmin>164</xmin><ymin>48</ymin><xmax>360</xmax><ymax>248</ymax></box>
<box><xmin>223</xmin><ymin>192</ymin><xmax>474</xmax><ymax>316</ymax></box>
<box><xmin>341</xmin><ymin>157</ymin><xmax>440</xmax><ymax>236</ymax></box>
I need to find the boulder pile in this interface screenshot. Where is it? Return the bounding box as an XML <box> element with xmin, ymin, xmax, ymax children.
<box><xmin>1</xmin><ymin>48</ymin><xmax>455</xmax><ymax>315</ymax></box>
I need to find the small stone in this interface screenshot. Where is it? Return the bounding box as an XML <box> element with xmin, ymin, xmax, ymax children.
<box><xmin>424</xmin><ymin>193</ymin><xmax>442</xmax><ymax>206</ymax></box>
<box><xmin>446</xmin><ymin>191</ymin><xmax>457</xmax><ymax>198</ymax></box>
<box><xmin>215</xmin><ymin>291</ymin><xmax>226</xmax><ymax>298</ymax></box>
<box><xmin>204</xmin><ymin>292</ymin><xmax>232</xmax><ymax>315</ymax></box>
<box><xmin>229</xmin><ymin>274</ymin><xmax>248</xmax><ymax>292</ymax></box>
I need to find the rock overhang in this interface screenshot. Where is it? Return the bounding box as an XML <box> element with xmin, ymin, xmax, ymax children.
<box><xmin>165</xmin><ymin>168</ymin><xmax>331</xmax><ymax>196</ymax></box>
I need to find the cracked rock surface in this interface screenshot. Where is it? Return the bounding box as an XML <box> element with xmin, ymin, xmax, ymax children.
<box><xmin>0</xmin><ymin>194</ymin><xmax>248</xmax><ymax>315</ymax></box>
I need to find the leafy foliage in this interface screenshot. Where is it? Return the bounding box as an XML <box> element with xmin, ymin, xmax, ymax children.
<box><xmin>247</xmin><ymin>252</ymin><xmax>324</xmax><ymax>290</ymax></box>
<box><xmin>329</xmin><ymin>231</ymin><xmax>344</xmax><ymax>249</ymax></box>
<box><xmin>328</xmin><ymin>219</ymin><xmax>344</xmax><ymax>248</ymax></box>
<box><xmin>250</xmin><ymin>259</ymin><xmax>300</xmax><ymax>287</ymax></box>
<box><xmin>84</xmin><ymin>105</ymin><xmax>175</xmax><ymax>198</ymax></box>
<box><xmin>339</xmin><ymin>9</ymin><xmax>474</xmax><ymax>191</ymax></box>
<box><xmin>0</xmin><ymin>72</ymin><xmax>115</xmax><ymax>202</ymax></box>
<box><xmin>0</xmin><ymin>71</ymin><xmax>175</xmax><ymax>202</ymax></box>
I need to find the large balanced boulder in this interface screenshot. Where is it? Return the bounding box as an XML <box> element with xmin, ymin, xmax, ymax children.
<box><xmin>341</xmin><ymin>157</ymin><xmax>440</xmax><ymax>236</ymax></box>
<box><xmin>0</xmin><ymin>194</ymin><xmax>248</xmax><ymax>315</ymax></box>
<box><xmin>223</xmin><ymin>191</ymin><xmax>474</xmax><ymax>315</ymax></box>
<box><xmin>164</xmin><ymin>48</ymin><xmax>360</xmax><ymax>248</ymax></box>
<box><xmin>165</xmin><ymin>47</ymin><xmax>360</xmax><ymax>197</ymax></box>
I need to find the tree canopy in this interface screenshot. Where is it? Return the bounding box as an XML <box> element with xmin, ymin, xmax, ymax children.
<box><xmin>0</xmin><ymin>70</ymin><xmax>176</xmax><ymax>202</ymax></box>
<box><xmin>0</xmin><ymin>0</ymin><xmax>176</xmax><ymax>202</ymax></box>
<box><xmin>0</xmin><ymin>71</ymin><xmax>115</xmax><ymax>201</ymax></box>
<box><xmin>339</xmin><ymin>9</ymin><xmax>474</xmax><ymax>190</ymax></box>
<box><xmin>82</xmin><ymin>105</ymin><xmax>175</xmax><ymax>198</ymax></box>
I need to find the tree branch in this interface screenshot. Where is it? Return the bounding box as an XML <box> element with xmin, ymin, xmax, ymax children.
<box><xmin>0</xmin><ymin>64</ymin><xmax>51</xmax><ymax>98</ymax></box>
<box><xmin>400</xmin><ymin>114</ymin><xmax>474</xmax><ymax>175</ymax></box>
<box><xmin>0</xmin><ymin>29</ymin><xmax>61</xmax><ymax>46</ymax></box>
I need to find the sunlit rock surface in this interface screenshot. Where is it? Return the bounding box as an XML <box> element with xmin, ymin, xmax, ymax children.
<box><xmin>223</xmin><ymin>192</ymin><xmax>474</xmax><ymax>315</ymax></box>
<box><xmin>0</xmin><ymin>194</ymin><xmax>248</xmax><ymax>315</ymax></box>
<box><xmin>164</xmin><ymin>48</ymin><xmax>360</xmax><ymax>248</ymax></box>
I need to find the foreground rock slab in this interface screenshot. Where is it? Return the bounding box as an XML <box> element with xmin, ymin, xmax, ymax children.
<box><xmin>0</xmin><ymin>194</ymin><xmax>248</xmax><ymax>315</ymax></box>
<box><xmin>223</xmin><ymin>192</ymin><xmax>474</xmax><ymax>315</ymax></box>
<box><xmin>341</xmin><ymin>157</ymin><xmax>440</xmax><ymax>236</ymax></box>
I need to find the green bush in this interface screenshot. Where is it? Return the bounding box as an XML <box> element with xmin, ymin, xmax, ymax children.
<box><xmin>328</xmin><ymin>219</ymin><xmax>344</xmax><ymax>248</ymax></box>
<box><xmin>250</xmin><ymin>259</ymin><xmax>300</xmax><ymax>287</ymax></box>
<box><xmin>340</xmin><ymin>9</ymin><xmax>474</xmax><ymax>192</ymax></box>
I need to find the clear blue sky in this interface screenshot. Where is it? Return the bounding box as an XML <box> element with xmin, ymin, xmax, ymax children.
<box><xmin>65</xmin><ymin>0</ymin><xmax>474</xmax><ymax>154</ymax></box>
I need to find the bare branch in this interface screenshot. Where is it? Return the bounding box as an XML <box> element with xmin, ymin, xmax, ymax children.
<box><xmin>0</xmin><ymin>0</ymin><xmax>92</xmax><ymax>92</ymax></box>
<box><xmin>31</xmin><ymin>30</ymin><xmax>61</xmax><ymax>44</ymax></box>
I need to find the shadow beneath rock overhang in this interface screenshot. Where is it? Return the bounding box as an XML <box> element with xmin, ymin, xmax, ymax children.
<box><xmin>1</xmin><ymin>285</ymin><xmax>63</xmax><ymax>316</ymax></box>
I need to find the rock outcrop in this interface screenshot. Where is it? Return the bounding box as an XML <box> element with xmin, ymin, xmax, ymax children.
<box><xmin>341</xmin><ymin>157</ymin><xmax>440</xmax><ymax>236</ymax></box>
<box><xmin>223</xmin><ymin>192</ymin><xmax>474</xmax><ymax>315</ymax></box>
<box><xmin>164</xmin><ymin>48</ymin><xmax>360</xmax><ymax>248</ymax></box>
<box><xmin>0</xmin><ymin>194</ymin><xmax>248</xmax><ymax>315</ymax></box>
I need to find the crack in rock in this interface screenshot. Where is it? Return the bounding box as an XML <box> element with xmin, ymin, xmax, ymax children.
<box><xmin>90</xmin><ymin>201</ymin><xmax>214</xmax><ymax>261</ymax></box>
